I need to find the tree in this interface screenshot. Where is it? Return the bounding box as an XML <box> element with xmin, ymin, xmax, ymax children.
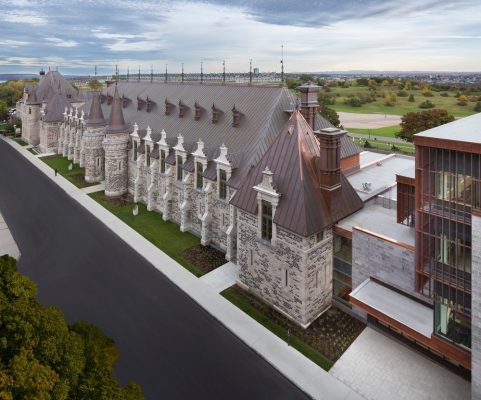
<box><xmin>408</xmin><ymin>94</ymin><xmax>415</xmax><ymax>102</ymax></box>
<box><xmin>384</xmin><ymin>92</ymin><xmax>397</xmax><ymax>106</ymax></box>
<box><xmin>474</xmin><ymin>101</ymin><xmax>481</xmax><ymax>112</ymax></box>
<box><xmin>345</xmin><ymin>97</ymin><xmax>362</xmax><ymax>107</ymax></box>
<box><xmin>88</xmin><ymin>79</ymin><xmax>103</xmax><ymax>90</ymax></box>
<box><xmin>0</xmin><ymin>100</ymin><xmax>8</xmax><ymax>121</ymax></box>
<box><xmin>0</xmin><ymin>255</ymin><xmax>143</xmax><ymax>400</ymax></box>
<box><xmin>398</xmin><ymin>109</ymin><xmax>455</xmax><ymax>142</ymax></box>
<box><xmin>318</xmin><ymin>105</ymin><xmax>340</xmax><ymax>127</ymax></box>
<box><xmin>457</xmin><ymin>95</ymin><xmax>468</xmax><ymax>106</ymax></box>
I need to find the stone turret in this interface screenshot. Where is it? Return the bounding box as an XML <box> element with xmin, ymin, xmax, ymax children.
<box><xmin>83</xmin><ymin>92</ymin><xmax>107</xmax><ymax>183</ymax></box>
<box><xmin>102</xmin><ymin>84</ymin><xmax>130</xmax><ymax>197</ymax></box>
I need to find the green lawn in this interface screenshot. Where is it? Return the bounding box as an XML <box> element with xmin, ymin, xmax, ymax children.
<box><xmin>328</xmin><ymin>86</ymin><xmax>479</xmax><ymax>117</ymax></box>
<box><xmin>353</xmin><ymin>137</ymin><xmax>415</xmax><ymax>155</ymax></box>
<box><xmin>221</xmin><ymin>287</ymin><xmax>334</xmax><ymax>371</ymax></box>
<box><xmin>40</xmin><ymin>155</ymin><xmax>96</xmax><ymax>188</ymax></box>
<box><xmin>27</xmin><ymin>147</ymin><xmax>37</xmax><ymax>155</ymax></box>
<box><xmin>89</xmin><ymin>192</ymin><xmax>204</xmax><ymax>276</ymax></box>
<box><xmin>14</xmin><ymin>138</ymin><xmax>28</xmax><ymax>146</ymax></box>
<box><xmin>347</xmin><ymin>125</ymin><xmax>400</xmax><ymax>138</ymax></box>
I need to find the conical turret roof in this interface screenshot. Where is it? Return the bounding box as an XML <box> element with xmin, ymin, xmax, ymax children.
<box><xmin>86</xmin><ymin>91</ymin><xmax>106</xmax><ymax>127</ymax></box>
<box><xmin>105</xmin><ymin>84</ymin><xmax>127</xmax><ymax>133</ymax></box>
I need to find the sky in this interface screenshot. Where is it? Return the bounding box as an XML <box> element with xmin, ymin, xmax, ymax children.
<box><xmin>0</xmin><ymin>0</ymin><xmax>480</xmax><ymax>75</ymax></box>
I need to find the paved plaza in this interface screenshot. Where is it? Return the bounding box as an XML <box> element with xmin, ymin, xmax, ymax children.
<box><xmin>330</xmin><ymin>327</ymin><xmax>470</xmax><ymax>400</ymax></box>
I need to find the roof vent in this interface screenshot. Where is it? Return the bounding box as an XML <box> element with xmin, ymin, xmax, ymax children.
<box><xmin>146</xmin><ymin>97</ymin><xmax>154</xmax><ymax>113</ymax></box>
<box><xmin>178</xmin><ymin>100</ymin><xmax>187</xmax><ymax>118</ymax></box>
<box><xmin>122</xmin><ymin>95</ymin><xmax>129</xmax><ymax>108</ymax></box>
<box><xmin>137</xmin><ymin>96</ymin><xmax>145</xmax><ymax>111</ymax></box>
<box><xmin>362</xmin><ymin>182</ymin><xmax>372</xmax><ymax>191</ymax></box>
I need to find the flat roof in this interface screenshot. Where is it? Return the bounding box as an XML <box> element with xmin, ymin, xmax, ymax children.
<box><xmin>337</xmin><ymin>204</ymin><xmax>415</xmax><ymax>246</ymax></box>
<box><xmin>359</xmin><ymin>151</ymin><xmax>389</xmax><ymax>168</ymax></box>
<box><xmin>351</xmin><ymin>279</ymin><xmax>433</xmax><ymax>338</ymax></box>
<box><xmin>347</xmin><ymin>154</ymin><xmax>415</xmax><ymax>202</ymax></box>
<box><xmin>397</xmin><ymin>165</ymin><xmax>415</xmax><ymax>180</ymax></box>
<box><xmin>415</xmin><ymin>112</ymin><xmax>481</xmax><ymax>144</ymax></box>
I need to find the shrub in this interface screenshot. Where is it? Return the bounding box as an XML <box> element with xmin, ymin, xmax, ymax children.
<box><xmin>345</xmin><ymin>97</ymin><xmax>362</xmax><ymax>107</ymax></box>
<box><xmin>440</xmin><ymin>92</ymin><xmax>449</xmax><ymax>97</ymax></box>
<box><xmin>318</xmin><ymin>105</ymin><xmax>340</xmax><ymax>127</ymax></box>
<box><xmin>363</xmin><ymin>140</ymin><xmax>371</xmax><ymax>148</ymax></box>
<box><xmin>408</xmin><ymin>94</ymin><xmax>415</xmax><ymax>102</ymax></box>
<box><xmin>474</xmin><ymin>101</ymin><xmax>481</xmax><ymax>112</ymax></box>
<box><xmin>397</xmin><ymin>90</ymin><xmax>408</xmax><ymax>97</ymax></box>
<box><xmin>457</xmin><ymin>94</ymin><xmax>469</xmax><ymax>106</ymax></box>
<box><xmin>419</xmin><ymin>100</ymin><xmax>435</xmax><ymax>109</ymax></box>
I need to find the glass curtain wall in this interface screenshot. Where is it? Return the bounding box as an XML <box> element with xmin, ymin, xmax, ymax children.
<box><xmin>416</xmin><ymin>146</ymin><xmax>480</xmax><ymax>350</ymax></box>
<box><xmin>333</xmin><ymin>233</ymin><xmax>353</xmax><ymax>305</ymax></box>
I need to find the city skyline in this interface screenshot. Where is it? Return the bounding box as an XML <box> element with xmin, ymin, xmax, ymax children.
<box><xmin>0</xmin><ymin>0</ymin><xmax>481</xmax><ymax>74</ymax></box>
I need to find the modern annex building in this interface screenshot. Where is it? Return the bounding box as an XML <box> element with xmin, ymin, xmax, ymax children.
<box><xmin>16</xmin><ymin>70</ymin><xmax>480</xmax><ymax>398</ymax></box>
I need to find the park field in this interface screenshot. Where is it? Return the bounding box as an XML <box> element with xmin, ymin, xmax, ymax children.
<box><xmin>328</xmin><ymin>85</ymin><xmax>480</xmax><ymax>118</ymax></box>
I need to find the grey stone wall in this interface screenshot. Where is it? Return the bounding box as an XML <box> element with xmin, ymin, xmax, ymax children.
<box><xmin>39</xmin><ymin>122</ymin><xmax>61</xmax><ymax>153</ymax></box>
<box><xmin>103</xmin><ymin>132</ymin><xmax>129</xmax><ymax>197</ymax></box>
<box><xmin>352</xmin><ymin>228</ymin><xmax>415</xmax><ymax>295</ymax></box>
<box><xmin>472</xmin><ymin>214</ymin><xmax>481</xmax><ymax>400</ymax></box>
<box><xmin>237</xmin><ymin>210</ymin><xmax>332</xmax><ymax>327</ymax></box>
<box><xmin>83</xmin><ymin>128</ymin><xmax>105</xmax><ymax>183</ymax></box>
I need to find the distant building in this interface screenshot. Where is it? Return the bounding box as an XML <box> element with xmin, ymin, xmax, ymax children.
<box><xmin>253</xmin><ymin>67</ymin><xmax>259</xmax><ymax>75</ymax></box>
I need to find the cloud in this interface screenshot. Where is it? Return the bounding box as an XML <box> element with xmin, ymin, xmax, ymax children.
<box><xmin>45</xmin><ymin>37</ymin><xmax>78</xmax><ymax>48</ymax></box>
<box><xmin>0</xmin><ymin>40</ymin><xmax>29</xmax><ymax>47</ymax></box>
<box><xmin>0</xmin><ymin>10</ymin><xmax>48</xmax><ymax>26</ymax></box>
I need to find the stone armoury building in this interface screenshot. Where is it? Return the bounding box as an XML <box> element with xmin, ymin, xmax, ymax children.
<box><xmin>17</xmin><ymin>70</ymin><xmax>480</xmax><ymax>399</ymax></box>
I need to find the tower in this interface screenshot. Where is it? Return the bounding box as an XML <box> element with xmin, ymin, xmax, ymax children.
<box><xmin>102</xmin><ymin>84</ymin><xmax>130</xmax><ymax>197</ymax></box>
<box><xmin>83</xmin><ymin>92</ymin><xmax>107</xmax><ymax>183</ymax></box>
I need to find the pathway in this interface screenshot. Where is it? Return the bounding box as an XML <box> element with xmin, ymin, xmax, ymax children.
<box><xmin>339</xmin><ymin>112</ymin><xmax>401</xmax><ymax>129</ymax></box>
<box><xmin>0</xmin><ymin>211</ymin><xmax>20</xmax><ymax>259</ymax></box>
<box><xmin>330</xmin><ymin>327</ymin><xmax>470</xmax><ymax>400</ymax></box>
<box><xmin>81</xmin><ymin>182</ymin><xmax>105</xmax><ymax>194</ymax></box>
<box><xmin>200</xmin><ymin>261</ymin><xmax>239</xmax><ymax>293</ymax></box>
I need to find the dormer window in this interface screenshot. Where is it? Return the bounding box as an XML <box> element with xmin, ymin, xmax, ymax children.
<box><xmin>133</xmin><ymin>141</ymin><xmax>138</xmax><ymax>161</ymax></box>
<box><xmin>100</xmin><ymin>95</ymin><xmax>106</xmax><ymax>104</ymax></box>
<box><xmin>179</xmin><ymin>100</ymin><xmax>186</xmax><ymax>118</ymax></box>
<box><xmin>196</xmin><ymin>162</ymin><xmax>203</xmax><ymax>189</ymax></box>
<box><xmin>160</xmin><ymin>149</ymin><xmax>166</xmax><ymax>173</ymax></box>
<box><xmin>212</xmin><ymin>103</ymin><xmax>219</xmax><ymax>124</ymax></box>
<box><xmin>107</xmin><ymin>95</ymin><xmax>113</xmax><ymax>105</ymax></box>
<box><xmin>219</xmin><ymin>169</ymin><xmax>227</xmax><ymax>200</ymax></box>
<box><xmin>146</xmin><ymin>97</ymin><xmax>153</xmax><ymax>112</ymax></box>
<box><xmin>122</xmin><ymin>95</ymin><xmax>129</xmax><ymax>108</ymax></box>
<box><xmin>261</xmin><ymin>200</ymin><xmax>273</xmax><ymax>241</ymax></box>
<box><xmin>194</xmin><ymin>101</ymin><xmax>202</xmax><ymax>121</ymax></box>
<box><xmin>177</xmin><ymin>155</ymin><xmax>183</xmax><ymax>181</ymax></box>
<box><xmin>165</xmin><ymin>99</ymin><xmax>173</xmax><ymax>115</ymax></box>
<box><xmin>232</xmin><ymin>105</ymin><xmax>240</xmax><ymax>127</ymax></box>
<box><xmin>137</xmin><ymin>97</ymin><xmax>145</xmax><ymax>111</ymax></box>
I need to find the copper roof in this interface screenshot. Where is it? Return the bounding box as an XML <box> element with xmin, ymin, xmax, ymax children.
<box><xmin>95</xmin><ymin>81</ymin><xmax>360</xmax><ymax>188</ymax></box>
<box><xmin>105</xmin><ymin>84</ymin><xmax>128</xmax><ymax>134</ymax></box>
<box><xmin>230</xmin><ymin>110</ymin><xmax>363</xmax><ymax>236</ymax></box>
<box><xmin>85</xmin><ymin>92</ymin><xmax>106</xmax><ymax>127</ymax></box>
<box><xmin>42</xmin><ymin>91</ymin><xmax>70</xmax><ymax>123</ymax></box>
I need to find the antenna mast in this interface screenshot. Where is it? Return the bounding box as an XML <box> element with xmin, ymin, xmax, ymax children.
<box><xmin>138</xmin><ymin>65</ymin><xmax>140</xmax><ymax>82</ymax></box>
<box><xmin>249</xmin><ymin>59</ymin><xmax>252</xmax><ymax>85</ymax></box>
<box><xmin>281</xmin><ymin>44</ymin><xmax>284</xmax><ymax>84</ymax></box>
<box><xmin>165</xmin><ymin>64</ymin><xmax>168</xmax><ymax>83</ymax></box>
<box><xmin>181</xmin><ymin>63</ymin><xmax>184</xmax><ymax>83</ymax></box>
<box><xmin>222</xmin><ymin>60</ymin><xmax>225</xmax><ymax>85</ymax></box>
<box><xmin>150</xmin><ymin>65</ymin><xmax>153</xmax><ymax>82</ymax></box>
<box><xmin>127</xmin><ymin>66</ymin><xmax>129</xmax><ymax>81</ymax></box>
<box><xmin>200</xmin><ymin>62</ymin><xmax>203</xmax><ymax>84</ymax></box>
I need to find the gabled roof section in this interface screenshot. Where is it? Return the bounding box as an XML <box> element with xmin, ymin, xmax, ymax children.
<box><xmin>43</xmin><ymin>91</ymin><xmax>70</xmax><ymax>123</ymax></box>
<box><xmin>35</xmin><ymin>70</ymin><xmax>79</xmax><ymax>102</ymax></box>
<box><xmin>230</xmin><ymin>110</ymin><xmax>363</xmax><ymax>236</ymax></box>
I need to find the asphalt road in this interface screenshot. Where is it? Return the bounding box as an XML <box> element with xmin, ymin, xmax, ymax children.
<box><xmin>0</xmin><ymin>140</ymin><xmax>309</xmax><ymax>400</ymax></box>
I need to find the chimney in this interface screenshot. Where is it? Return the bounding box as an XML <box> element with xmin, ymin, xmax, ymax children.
<box><xmin>298</xmin><ymin>83</ymin><xmax>320</xmax><ymax>129</ymax></box>
<box><xmin>39</xmin><ymin>68</ymin><xmax>46</xmax><ymax>84</ymax></box>
<box><xmin>316</xmin><ymin>127</ymin><xmax>345</xmax><ymax>192</ymax></box>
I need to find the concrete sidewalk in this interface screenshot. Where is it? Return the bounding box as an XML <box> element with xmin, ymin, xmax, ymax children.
<box><xmin>3</xmin><ymin>136</ymin><xmax>363</xmax><ymax>400</ymax></box>
<box><xmin>0</xmin><ymin>211</ymin><xmax>20</xmax><ymax>259</ymax></box>
<box><xmin>200</xmin><ymin>261</ymin><xmax>240</xmax><ymax>293</ymax></box>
